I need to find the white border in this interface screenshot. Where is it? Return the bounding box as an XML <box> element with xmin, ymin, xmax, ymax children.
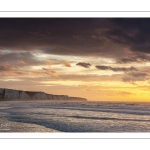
<box><xmin>0</xmin><ymin>0</ymin><xmax>150</xmax><ymax>11</ymax></box>
<box><xmin>0</xmin><ymin>12</ymin><xmax>150</xmax><ymax>18</ymax></box>
<box><xmin>0</xmin><ymin>133</ymin><xmax>150</xmax><ymax>139</ymax></box>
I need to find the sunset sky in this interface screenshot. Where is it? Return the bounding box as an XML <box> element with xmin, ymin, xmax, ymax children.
<box><xmin>1</xmin><ymin>18</ymin><xmax>150</xmax><ymax>101</ymax></box>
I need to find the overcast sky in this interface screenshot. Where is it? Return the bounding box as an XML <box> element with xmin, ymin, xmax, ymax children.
<box><xmin>1</xmin><ymin>18</ymin><xmax>150</xmax><ymax>101</ymax></box>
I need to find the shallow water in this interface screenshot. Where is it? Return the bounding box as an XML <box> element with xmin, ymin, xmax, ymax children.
<box><xmin>0</xmin><ymin>100</ymin><xmax>150</xmax><ymax>132</ymax></box>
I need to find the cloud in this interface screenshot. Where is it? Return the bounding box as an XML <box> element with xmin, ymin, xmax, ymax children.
<box><xmin>0</xmin><ymin>51</ymin><xmax>43</xmax><ymax>66</ymax></box>
<box><xmin>42</xmin><ymin>68</ymin><xmax>58</xmax><ymax>77</ymax></box>
<box><xmin>97</xmin><ymin>89</ymin><xmax>134</xmax><ymax>97</ymax></box>
<box><xmin>0</xmin><ymin>62</ymin><xmax>18</xmax><ymax>72</ymax></box>
<box><xmin>45</xmin><ymin>61</ymin><xmax>52</xmax><ymax>66</ymax></box>
<box><xmin>0</xmin><ymin>63</ymin><xmax>30</xmax><ymax>76</ymax></box>
<box><xmin>0</xmin><ymin>18</ymin><xmax>135</xmax><ymax>59</ymax></box>
<box><xmin>117</xmin><ymin>91</ymin><xmax>134</xmax><ymax>96</ymax></box>
<box><xmin>62</xmin><ymin>61</ymin><xmax>71</xmax><ymax>67</ymax></box>
<box><xmin>95</xmin><ymin>65</ymin><xmax>137</xmax><ymax>72</ymax></box>
<box><xmin>18</xmin><ymin>60</ymin><xmax>26</xmax><ymax>65</ymax></box>
<box><xmin>0</xmin><ymin>63</ymin><xmax>12</xmax><ymax>71</ymax></box>
<box><xmin>76</xmin><ymin>62</ymin><xmax>91</xmax><ymax>68</ymax></box>
<box><xmin>105</xmin><ymin>18</ymin><xmax>150</xmax><ymax>54</ymax></box>
<box><xmin>122</xmin><ymin>72</ymin><xmax>148</xmax><ymax>83</ymax></box>
<box><xmin>118</xmin><ymin>53</ymin><xmax>150</xmax><ymax>64</ymax></box>
<box><xmin>1</xmin><ymin>18</ymin><xmax>150</xmax><ymax>65</ymax></box>
<box><xmin>0</xmin><ymin>18</ymin><xmax>150</xmax><ymax>57</ymax></box>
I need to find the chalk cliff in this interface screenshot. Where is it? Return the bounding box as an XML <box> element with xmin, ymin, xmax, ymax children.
<box><xmin>46</xmin><ymin>94</ymin><xmax>53</xmax><ymax>100</ymax></box>
<box><xmin>0</xmin><ymin>88</ymin><xmax>87</xmax><ymax>101</ymax></box>
<box><xmin>4</xmin><ymin>89</ymin><xmax>19</xmax><ymax>99</ymax></box>
<box><xmin>0</xmin><ymin>89</ymin><xmax>3</xmax><ymax>99</ymax></box>
<box><xmin>26</xmin><ymin>91</ymin><xmax>48</xmax><ymax>100</ymax></box>
<box><xmin>19</xmin><ymin>91</ymin><xmax>30</xmax><ymax>99</ymax></box>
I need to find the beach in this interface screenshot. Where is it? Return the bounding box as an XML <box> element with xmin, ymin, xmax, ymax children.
<box><xmin>0</xmin><ymin>100</ymin><xmax>150</xmax><ymax>132</ymax></box>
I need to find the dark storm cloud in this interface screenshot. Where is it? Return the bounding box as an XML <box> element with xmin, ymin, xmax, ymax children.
<box><xmin>0</xmin><ymin>18</ymin><xmax>127</xmax><ymax>57</ymax></box>
<box><xmin>95</xmin><ymin>65</ymin><xmax>137</xmax><ymax>72</ymax></box>
<box><xmin>122</xmin><ymin>72</ymin><xmax>148</xmax><ymax>82</ymax></box>
<box><xmin>106</xmin><ymin>18</ymin><xmax>150</xmax><ymax>53</ymax></box>
<box><xmin>0</xmin><ymin>18</ymin><xmax>106</xmax><ymax>54</ymax></box>
<box><xmin>76</xmin><ymin>62</ymin><xmax>91</xmax><ymax>68</ymax></box>
<box><xmin>1</xmin><ymin>18</ymin><xmax>150</xmax><ymax>59</ymax></box>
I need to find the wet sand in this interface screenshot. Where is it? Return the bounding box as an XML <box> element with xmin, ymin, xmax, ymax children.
<box><xmin>1</xmin><ymin>100</ymin><xmax>150</xmax><ymax>132</ymax></box>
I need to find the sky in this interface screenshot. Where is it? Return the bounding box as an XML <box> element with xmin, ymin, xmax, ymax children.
<box><xmin>1</xmin><ymin>18</ymin><xmax>150</xmax><ymax>102</ymax></box>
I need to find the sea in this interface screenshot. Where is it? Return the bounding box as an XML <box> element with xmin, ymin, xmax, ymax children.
<box><xmin>0</xmin><ymin>100</ymin><xmax>150</xmax><ymax>132</ymax></box>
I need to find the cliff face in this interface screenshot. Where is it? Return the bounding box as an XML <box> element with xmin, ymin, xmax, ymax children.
<box><xmin>46</xmin><ymin>94</ymin><xmax>53</xmax><ymax>100</ymax></box>
<box><xmin>0</xmin><ymin>88</ymin><xmax>87</xmax><ymax>101</ymax></box>
<box><xmin>0</xmin><ymin>89</ymin><xmax>4</xmax><ymax>99</ymax></box>
<box><xmin>4</xmin><ymin>89</ymin><xmax>20</xmax><ymax>99</ymax></box>
<box><xmin>19</xmin><ymin>91</ymin><xmax>30</xmax><ymax>99</ymax></box>
<box><xmin>26</xmin><ymin>91</ymin><xmax>48</xmax><ymax>100</ymax></box>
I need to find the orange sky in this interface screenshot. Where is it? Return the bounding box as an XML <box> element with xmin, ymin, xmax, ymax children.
<box><xmin>1</xmin><ymin>53</ymin><xmax>150</xmax><ymax>102</ymax></box>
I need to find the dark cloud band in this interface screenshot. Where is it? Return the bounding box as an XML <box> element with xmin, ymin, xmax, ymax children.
<box><xmin>1</xmin><ymin>18</ymin><xmax>150</xmax><ymax>59</ymax></box>
<box><xmin>95</xmin><ymin>65</ymin><xmax>137</xmax><ymax>72</ymax></box>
